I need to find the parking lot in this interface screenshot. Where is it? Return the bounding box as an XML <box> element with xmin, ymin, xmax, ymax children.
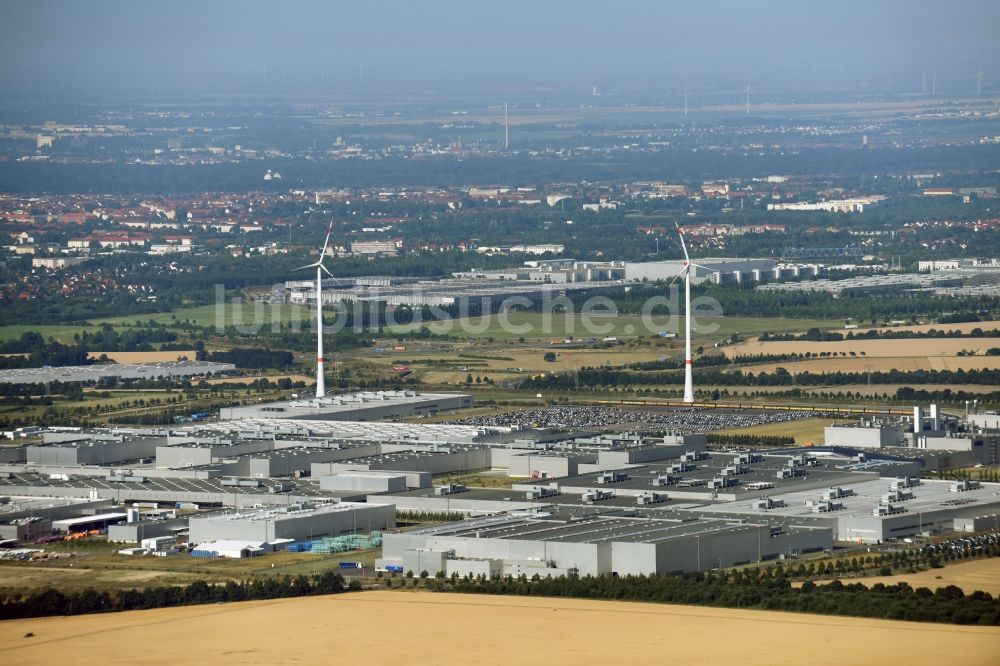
<box><xmin>447</xmin><ymin>405</ymin><xmax>811</xmax><ymax>433</ymax></box>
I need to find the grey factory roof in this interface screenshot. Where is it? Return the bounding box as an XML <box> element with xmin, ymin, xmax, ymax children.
<box><xmin>694</xmin><ymin>477</ymin><xmax>1000</xmax><ymax>520</ymax></box>
<box><xmin>552</xmin><ymin>453</ymin><xmax>870</xmax><ymax>497</ymax></box>
<box><xmin>379</xmin><ymin>487</ymin><xmax>526</xmax><ymax>503</ymax></box>
<box><xmin>408</xmin><ymin>513</ymin><xmax>771</xmax><ymax>545</ymax></box>
<box><xmin>0</xmin><ymin>471</ymin><xmax>349</xmax><ymax>499</ymax></box>
<box><xmin>0</xmin><ymin>360</ymin><xmax>236</xmax><ymax>385</ymax></box>
<box><xmin>189</xmin><ymin>501</ymin><xmax>371</xmax><ymax>525</ymax></box>
<box><xmin>309</xmin><ymin>277</ymin><xmax>634</xmax><ymax>306</ymax></box>
<box><xmin>220</xmin><ymin>391</ymin><xmax>471</xmax><ymax>421</ymax></box>
<box><xmin>0</xmin><ymin>496</ymin><xmax>104</xmax><ymax>515</ymax></box>
<box><xmin>756</xmin><ymin>269</ymin><xmax>1000</xmax><ymax>297</ymax></box>
<box><xmin>325</xmin><ymin>446</ymin><xmax>485</xmax><ymax>466</ymax></box>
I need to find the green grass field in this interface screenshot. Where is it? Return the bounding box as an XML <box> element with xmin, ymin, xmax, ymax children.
<box><xmin>0</xmin><ymin>324</ymin><xmax>96</xmax><ymax>343</ymax></box>
<box><xmin>93</xmin><ymin>303</ymin><xmax>312</xmax><ymax>329</ymax></box>
<box><xmin>386</xmin><ymin>313</ymin><xmax>840</xmax><ymax>340</ymax></box>
<box><xmin>0</xmin><ymin>545</ymin><xmax>382</xmax><ymax>595</ymax></box>
<box><xmin>0</xmin><ymin>306</ymin><xmax>838</xmax><ymax>344</ymax></box>
<box><xmin>0</xmin><ymin>303</ymin><xmax>313</xmax><ymax>342</ymax></box>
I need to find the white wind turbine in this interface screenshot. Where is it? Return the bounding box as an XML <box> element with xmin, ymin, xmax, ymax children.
<box><xmin>295</xmin><ymin>223</ymin><xmax>334</xmax><ymax>399</ymax></box>
<box><xmin>666</xmin><ymin>222</ymin><xmax>712</xmax><ymax>403</ymax></box>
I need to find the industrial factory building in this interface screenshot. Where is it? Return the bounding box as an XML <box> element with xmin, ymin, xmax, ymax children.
<box><xmin>693</xmin><ymin>476</ymin><xmax>1000</xmax><ymax>544</ymax></box>
<box><xmin>0</xmin><ymin>497</ymin><xmax>113</xmax><ymax>542</ymax></box>
<box><xmin>0</xmin><ymin>360</ymin><xmax>235</xmax><ymax>385</ymax></box>
<box><xmin>27</xmin><ymin>434</ymin><xmax>159</xmax><ymax>466</ymax></box>
<box><xmin>824</xmin><ymin>404</ymin><xmax>998</xmax><ymax>466</ymax></box>
<box><xmin>187</xmin><ymin>501</ymin><xmax>395</xmax><ymax>545</ymax></box>
<box><xmin>220</xmin><ymin>391</ymin><xmax>472</xmax><ymax>421</ymax></box>
<box><xmin>381</xmin><ymin>513</ymin><xmax>832</xmax><ymax>577</ymax></box>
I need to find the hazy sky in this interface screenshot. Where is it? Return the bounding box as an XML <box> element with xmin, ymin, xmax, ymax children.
<box><xmin>2</xmin><ymin>0</ymin><xmax>998</xmax><ymax>100</ymax></box>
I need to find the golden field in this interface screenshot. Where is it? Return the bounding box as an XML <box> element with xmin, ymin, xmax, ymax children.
<box><xmin>715</xmin><ymin>417</ymin><xmax>848</xmax><ymax>444</ymax></box>
<box><xmin>725</xmin><ymin>338</ymin><xmax>1000</xmax><ymax>359</ymax></box>
<box><xmin>85</xmin><ymin>351</ymin><xmax>196</xmax><ymax>363</ymax></box>
<box><xmin>376</xmin><ymin>347</ymin><xmax>675</xmax><ymax>385</ymax></box>
<box><xmin>850</xmin><ymin>320</ymin><xmax>1000</xmax><ymax>336</ymax></box>
<box><xmin>202</xmin><ymin>374</ymin><xmax>314</xmax><ymax>385</ymax></box>
<box><xmin>831</xmin><ymin>558</ymin><xmax>1000</xmax><ymax>597</ymax></box>
<box><xmin>738</xmin><ymin>356</ymin><xmax>1000</xmax><ymax>375</ymax></box>
<box><xmin>1</xmin><ymin>591</ymin><xmax>997</xmax><ymax>666</ymax></box>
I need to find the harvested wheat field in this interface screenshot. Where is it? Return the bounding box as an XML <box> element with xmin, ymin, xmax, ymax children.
<box><xmin>794</xmin><ymin>383</ymin><xmax>999</xmax><ymax>397</ymax></box>
<box><xmin>739</xmin><ymin>356</ymin><xmax>1000</xmax><ymax>375</ymax></box>
<box><xmin>829</xmin><ymin>558</ymin><xmax>1000</xmax><ymax>597</ymax></box>
<box><xmin>1</xmin><ymin>591</ymin><xmax>998</xmax><ymax>666</ymax></box>
<box><xmin>727</xmin><ymin>338</ymin><xmax>1000</xmax><ymax>359</ymax></box>
<box><xmin>86</xmin><ymin>351</ymin><xmax>196</xmax><ymax>363</ymax></box>
<box><xmin>851</xmin><ymin>320</ymin><xmax>1000</xmax><ymax>336</ymax></box>
<box><xmin>202</xmin><ymin>374</ymin><xmax>313</xmax><ymax>385</ymax></box>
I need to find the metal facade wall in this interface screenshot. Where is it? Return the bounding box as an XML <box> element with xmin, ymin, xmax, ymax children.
<box><xmin>188</xmin><ymin>504</ymin><xmax>395</xmax><ymax>544</ymax></box>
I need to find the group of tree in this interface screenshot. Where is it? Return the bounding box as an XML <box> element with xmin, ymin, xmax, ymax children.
<box><xmin>762</xmin><ymin>326</ymin><xmax>999</xmax><ymax>342</ymax></box>
<box><xmin>521</xmin><ymin>366</ymin><xmax>1000</xmax><ymax>389</ymax></box>
<box><xmin>438</xmin><ymin>568</ymin><xmax>1000</xmax><ymax>626</ymax></box>
<box><xmin>0</xmin><ymin>572</ymin><xmax>357</xmax><ymax>621</ymax></box>
<box><xmin>0</xmin><ymin>327</ymin><xmax>187</xmax><ymax>370</ymax></box>
<box><xmin>197</xmin><ymin>347</ymin><xmax>294</xmax><ymax>369</ymax></box>
<box><xmin>395</xmin><ymin>510</ymin><xmax>466</xmax><ymax>524</ymax></box>
<box><xmin>706</xmin><ymin>433</ymin><xmax>795</xmax><ymax>447</ymax></box>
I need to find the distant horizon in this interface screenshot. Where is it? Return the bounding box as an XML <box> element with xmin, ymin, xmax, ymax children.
<box><xmin>1</xmin><ymin>0</ymin><xmax>998</xmax><ymax>103</ymax></box>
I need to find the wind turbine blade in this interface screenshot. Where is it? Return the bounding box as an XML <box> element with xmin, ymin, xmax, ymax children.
<box><xmin>293</xmin><ymin>261</ymin><xmax>320</xmax><ymax>272</ymax></box>
<box><xmin>676</xmin><ymin>228</ymin><xmax>690</xmax><ymax>263</ymax></box>
<box><xmin>320</xmin><ymin>264</ymin><xmax>334</xmax><ymax>277</ymax></box>
<box><xmin>319</xmin><ymin>228</ymin><xmax>332</xmax><ymax>260</ymax></box>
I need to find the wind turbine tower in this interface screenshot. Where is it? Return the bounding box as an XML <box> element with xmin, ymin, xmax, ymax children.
<box><xmin>504</xmin><ymin>103</ymin><xmax>509</xmax><ymax>150</ymax></box>
<box><xmin>922</xmin><ymin>71</ymin><xmax>927</xmax><ymax>95</ymax></box>
<box><xmin>680</xmin><ymin>229</ymin><xmax>694</xmax><ymax>402</ymax></box>
<box><xmin>295</xmin><ymin>223</ymin><xmax>335</xmax><ymax>399</ymax></box>
<box><xmin>745</xmin><ymin>83</ymin><xmax>751</xmax><ymax>116</ymax></box>
<box><xmin>670</xmin><ymin>223</ymin><xmax>708</xmax><ymax>403</ymax></box>
<box><xmin>684</xmin><ymin>84</ymin><xmax>689</xmax><ymax>117</ymax></box>
<box><xmin>976</xmin><ymin>69</ymin><xmax>984</xmax><ymax>98</ymax></box>
<box><xmin>932</xmin><ymin>68</ymin><xmax>937</xmax><ymax>95</ymax></box>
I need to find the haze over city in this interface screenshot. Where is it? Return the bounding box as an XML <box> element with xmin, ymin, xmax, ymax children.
<box><xmin>0</xmin><ymin>2</ymin><xmax>999</xmax><ymax>665</ymax></box>
<box><xmin>2</xmin><ymin>0</ymin><xmax>999</xmax><ymax>100</ymax></box>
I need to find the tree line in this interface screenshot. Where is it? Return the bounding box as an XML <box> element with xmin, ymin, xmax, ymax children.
<box><xmin>0</xmin><ymin>327</ymin><xmax>185</xmax><ymax>370</ymax></box>
<box><xmin>437</xmin><ymin>566</ymin><xmax>1000</xmax><ymax>626</ymax></box>
<box><xmin>197</xmin><ymin>347</ymin><xmax>294</xmax><ymax>369</ymax></box>
<box><xmin>521</xmin><ymin>366</ymin><xmax>1000</xmax><ymax>389</ymax></box>
<box><xmin>706</xmin><ymin>433</ymin><xmax>795</xmax><ymax>447</ymax></box>
<box><xmin>0</xmin><ymin>572</ymin><xmax>357</xmax><ymax>621</ymax></box>
<box><xmin>761</xmin><ymin>326</ymin><xmax>999</xmax><ymax>342</ymax></box>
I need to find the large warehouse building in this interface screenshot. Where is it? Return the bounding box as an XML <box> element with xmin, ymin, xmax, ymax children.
<box><xmin>187</xmin><ymin>501</ymin><xmax>395</xmax><ymax>545</ymax></box>
<box><xmin>381</xmin><ymin>513</ymin><xmax>831</xmax><ymax>577</ymax></box>
<box><xmin>0</xmin><ymin>360</ymin><xmax>235</xmax><ymax>385</ymax></box>
<box><xmin>220</xmin><ymin>391</ymin><xmax>472</xmax><ymax>421</ymax></box>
